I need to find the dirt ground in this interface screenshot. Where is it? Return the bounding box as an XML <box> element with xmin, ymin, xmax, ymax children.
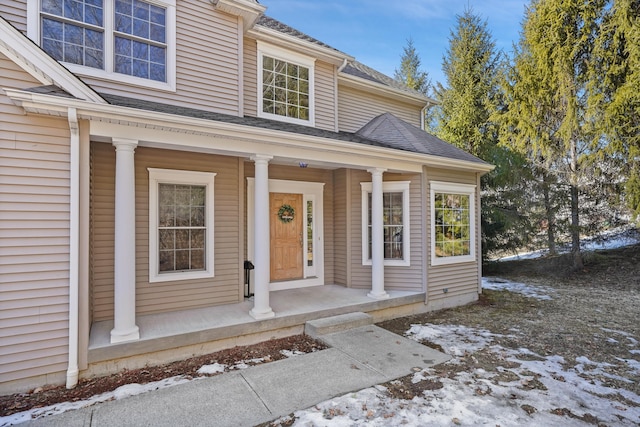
<box><xmin>2</xmin><ymin>243</ymin><xmax>639</xmax><ymax>423</ymax></box>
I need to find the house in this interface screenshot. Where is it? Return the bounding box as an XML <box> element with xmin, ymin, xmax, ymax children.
<box><xmin>0</xmin><ymin>0</ymin><xmax>493</xmax><ymax>394</ymax></box>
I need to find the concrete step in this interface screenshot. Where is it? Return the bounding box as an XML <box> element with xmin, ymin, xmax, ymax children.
<box><xmin>305</xmin><ymin>312</ymin><xmax>373</xmax><ymax>338</ymax></box>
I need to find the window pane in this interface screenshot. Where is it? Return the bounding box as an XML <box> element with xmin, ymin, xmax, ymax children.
<box><xmin>368</xmin><ymin>191</ymin><xmax>404</xmax><ymax>260</ymax></box>
<box><xmin>262</xmin><ymin>55</ymin><xmax>310</xmax><ymax>121</ymax></box>
<box><xmin>41</xmin><ymin>0</ymin><xmax>105</xmax><ymax>69</ymax></box>
<box><xmin>307</xmin><ymin>200</ymin><xmax>313</xmax><ymax>267</ymax></box>
<box><xmin>175</xmin><ymin>250</ymin><xmax>190</xmax><ymax>270</ymax></box>
<box><xmin>156</xmin><ymin>182</ymin><xmax>208</xmax><ymax>275</ymax></box>
<box><xmin>434</xmin><ymin>192</ymin><xmax>471</xmax><ymax>258</ymax></box>
<box><xmin>113</xmin><ymin>0</ymin><xmax>167</xmax><ymax>82</ymax></box>
<box><xmin>159</xmin><ymin>250</ymin><xmax>174</xmax><ymax>272</ymax></box>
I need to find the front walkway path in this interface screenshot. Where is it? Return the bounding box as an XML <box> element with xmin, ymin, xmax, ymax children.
<box><xmin>26</xmin><ymin>325</ymin><xmax>449</xmax><ymax>427</ymax></box>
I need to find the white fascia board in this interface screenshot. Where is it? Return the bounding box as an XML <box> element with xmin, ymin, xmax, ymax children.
<box><xmin>338</xmin><ymin>73</ymin><xmax>435</xmax><ymax>107</ymax></box>
<box><xmin>213</xmin><ymin>0</ymin><xmax>266</xmax><ymax>30</ymax></box>
<box><xmin>4</xmin><ymin>88</ymin><xmax>494</xmax><ymax>173</ymax></box>
<box><xmin>247</xmin><ymin>26</ymin><xmax>352</xmax><ymax>67</ymax></box>
<box><xmin>0</xmin><ymin>19</ymin><xmax>105</xmax><ymax>103</ymax></box>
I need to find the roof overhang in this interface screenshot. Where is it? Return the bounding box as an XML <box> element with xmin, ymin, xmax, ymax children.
<box><xmin>0</xmin><ymin>18</ymin><xmax>105</xmax><ymax>103</ymax></box>
<box><xmin>210</xmin><ymin>0</ymin><xmax>266</xmax><ymax>31</ymax></box>
<box><xmin>247</xmin><ymin>26</ymin><xmax>352</xmax><ymax>67</ymax></box>
<box><xmin>4</xmin><ymin>88</ymin><xmax>494</xmax><ymax>174</ymax></box>
<box><xmin>338</xmin><ymin>72</ymin><xmax>436</xmax><ymax>108</ymax></box>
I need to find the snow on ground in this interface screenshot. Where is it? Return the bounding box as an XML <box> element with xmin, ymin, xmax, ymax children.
<box><xmin>1</xmin><ymin>355</ymin><xmax>271</xmax><ymax>426</ymax></box>
<box><xmin>0</xmin><ymin>376</ymin><xmax>194</xmax><ymax>427</ymax></box>
<box><xmin>496</xmin><ymin>226</ymin><xmax>639</xmax><ymax>261</ymax></box>
<box><xmin>482</xmin><ymin>277</ymin><xmax>554</xmax><ymax>300</ymax></box>
<box><xmin>284</xmin><ymin>324</ymin><xmax>640</xmax><ymax>426</ymax></box>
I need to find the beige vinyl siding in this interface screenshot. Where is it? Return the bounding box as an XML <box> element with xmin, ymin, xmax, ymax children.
<box><xmin>0</xmin><ymin>53</ymin><xmax>70</xmax><ymax>387</ymax></box>
<box><xmin>0</xmin><ymin>1</ymin><xmax>27</xmax><ymax>31</ymax></box>
<box><xmin>314</xmin><ymin>61</ymin><xmax>337</xmax><ymax>131</ymax></box>
<box><xmin>338</xmin><ymin>85</ymin><xmax>422</xmax><ymax>132</ymax></box>
<box><xmin>425</xmin><ymin>167</ymin><xmax>480</xmax><ymax>305</ymax></box>
<box><xmin>243</xmin><ymin>163</ymin><xmax>335</xmax><ymax>285</ymax></box>
<box><xmin>243</xmin><ymin>39</ymin><xmax>258</xmax><ymax>118</ymax></box>
<box><xmin>349</xmin><ymin>170</ymin><xmax>423</xmax><ymax>291</ymax></box>
<box><xmin>90</xmin><ymin>143</ymin><xmax>242</xmax><ymax>321</ymax></box>
<box><xmin>333</xmin><ymin>169</ymin><xmax>348</xmax><ymax>286</ymax></box>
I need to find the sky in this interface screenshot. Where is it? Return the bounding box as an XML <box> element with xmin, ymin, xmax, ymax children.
<box><xmin>260</xmin><ymin>0</ymin><xmax>530</xmax><ymax>87</ymax></box>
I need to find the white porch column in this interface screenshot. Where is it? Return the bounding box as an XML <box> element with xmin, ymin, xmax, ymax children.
<box><xmin>368</xmin><ymin>167</ymin><xmax>389</xmax><ymax>299</ymax></box>
<box><xmin>250</xmin><ymin>155</ymin><xmax>275</xmax><ymax>319</ymax></box>
<box><xmin>110</xmin><ymin>138</ymin><xmax>140</xmax><ymax>343</ymax></box>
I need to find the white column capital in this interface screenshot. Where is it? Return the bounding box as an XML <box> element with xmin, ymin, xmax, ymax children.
<box><xmin>251</xmin><ymin>154</ymin><xmax>273</xmax><ymax>164</ymax></box>
<box><xmin>367</xmin><ymin>167</ymin><xmax>387</xmax><ymax>176</ymax></box>
<box><xmin>112</xmin><ymin>138</ymin><xmax>138</xmax><ymax>150</ymax></box>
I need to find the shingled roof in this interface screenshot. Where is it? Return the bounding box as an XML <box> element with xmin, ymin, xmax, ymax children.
<box><xmin>96</xmin><ymin>93</ymin><xmax>485</xmax><ymax>165</ymax></box>
<box><xmin>256</xmin><ymin>15</ymin><xmax>345</xmax><ymax>55</ymax></box>
<box><xmin>356</xmin><ymin>113</ymin><xmax>487</xmax><ymax>164</ymax></box>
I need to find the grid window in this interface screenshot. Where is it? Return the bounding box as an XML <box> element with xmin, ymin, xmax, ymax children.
<box><xmin>367</xmin><ymin>192</ymin><xmax>404</xmax><ymax>260</ymax></box>
<box><xmin>157</xmin><ymin>184</ymin><xmax>206</xmax><ymax>273</ymax></box>
<box><xmin>114</xmin><ymin>0</ymin><xmax>166</xmax><ymax>82</ymax></box>
<box><xmin>37</xmin><ymin>0</ymin><xmax>169</xmax><ymax>84</ymax></box>
<box><xmin>41</xmin><ymin>0</ymin><xmax>104</xmax><ymax>68</ymax></box>
<box><xmin>434</xmin><ymin>193</ymin><xmax>471</xmax><ymax>257</ymax></box>
<box><xmin>361</xmin><ymin>181</ymin><xmax>410</xmax><ymax>266</ymax></box>
<box><xmin>262</xmin><ymin>55</ymin><xmax>310</xmax><ymax>121</ymax></box>
<box><xmin>430</xmin><ymin>181</ymin><xmax>476</xmax><ymax>265</ymax></box>
<box><xmin>148</xmin><ymin>169</ymin><xmax>215</xmax><ymax>283</ymax></box>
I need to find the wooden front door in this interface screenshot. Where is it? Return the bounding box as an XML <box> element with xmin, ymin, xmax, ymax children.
<box><xmin>270</xmin><ymin>193</ymin><xmax>304</xmax><ymax>281</ymax></box>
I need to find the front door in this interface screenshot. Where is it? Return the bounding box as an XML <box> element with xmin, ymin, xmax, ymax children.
<box><xmin>270</xmin><ymin>193</ymin><xmax>303</xmax><ymax>281</ymax></box>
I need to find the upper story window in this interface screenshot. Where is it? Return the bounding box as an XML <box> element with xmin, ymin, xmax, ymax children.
<box><xmin>30</xmin><ymin>0</ymin><xmax>176</xmax><ymax>90</ymax></box>
<box><xmin>257</xmin><ymin>42</ymin><xmax>315</xmax><ymax>126</ymax></box>
<box><xmin>361</xmin><ymin>181</ymin><xmax>411</xmax><ymax>267</ymax></box>
<box><xmin>430</xmin><ymin>181</ymin><xmax>476</xmax><ymax>266</ymax></box>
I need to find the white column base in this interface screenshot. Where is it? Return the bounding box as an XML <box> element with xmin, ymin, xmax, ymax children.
<box><xmin>110</xmin><ymin>325</ymin><xmax>140</xmax><ymax>344</ymax></box>
<box><xmin>249</xmin><ymin>307</ymin><xmax>275</xmax><ymax>320</ymax></box>
<box><xmin>367</xmin><ymin>290</ymin><xmax>390</xmax><ymax>300</ymax></box>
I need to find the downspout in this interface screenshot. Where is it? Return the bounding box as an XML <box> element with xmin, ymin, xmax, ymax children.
<box><xmin>66</xmin><ymin>107</ymin><xmax>80</xmax><ymax>389</ymax></box>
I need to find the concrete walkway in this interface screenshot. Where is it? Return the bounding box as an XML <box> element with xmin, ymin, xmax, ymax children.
<box><xmin>24</xmin><ymin>323</ymin><xmax>449</xmax><ymax>427</ymax></box>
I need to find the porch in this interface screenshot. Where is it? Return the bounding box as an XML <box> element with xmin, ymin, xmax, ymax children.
<box><xmin>86</xmin><ymin>285</ymin><xmax>426</xmax><ymax>375</ymax></box>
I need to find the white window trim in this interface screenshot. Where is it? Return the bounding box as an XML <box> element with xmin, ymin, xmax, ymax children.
<box><xmin>28</xmin><ymin>0</ymin><xmax>177</xmax><ymax>91</ymax></box>
<box><xmin>360</xmin><ymin>181</ymin><xmax>411</xmax><ymax>267</ymax></box>
<box><xmin>256</xmin><ymin>41</ymin><xmax>316</xmax><ymax>127</ymax></box>
<box><xmin>148</xmin><ymin>168</ymin><xmax>216</xmax><ymax>283</ymax></box>
<box><xmin>430</xmin><ymin>181</ymin><xmax>476</xmax><ymax>266</ymax></box>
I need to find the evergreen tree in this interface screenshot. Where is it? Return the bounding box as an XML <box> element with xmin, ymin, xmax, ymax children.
<box><xmin>588</xmin><ymin>0</ymin><xmax>640</xmax><ymax>221</ymax></box>
<box><xmin>394</xmin><ymin>37</ymin><xmax>431</xmax><ymax>96</ymax></box>
<box><xmin>434</xmin><ymin>8</ymin><xmax>501</xmax><ymax>159</ymax></box>
<box><xmin>498</xmin><ymin>0</ymin><xmax>608</xmax><ymax>269</ymax></box>
<box><xmin>430</xmin><ymin>8</ymin><xmax>530</xmax><ymax>260</ymax></box>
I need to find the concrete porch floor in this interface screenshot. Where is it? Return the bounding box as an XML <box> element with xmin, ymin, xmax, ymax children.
<box><xmin>87</xmin><ymin>285</ymin><xmax>426</xmax><ymax>369</ymax></box>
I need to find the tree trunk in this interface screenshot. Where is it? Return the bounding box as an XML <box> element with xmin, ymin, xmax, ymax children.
<box><xmin>542</xmin><ymin>172</ymin><xmax>557</xmax><ymax>255</ymax></box>
<box><xmin>570</xmin><ymin>139</ymin><xmax>583</xmax><ymax>270</ymax></box>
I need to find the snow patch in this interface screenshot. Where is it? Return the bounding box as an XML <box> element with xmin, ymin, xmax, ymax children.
<box><xmin>197</xmin><ymin>363</ymin><xmax>226</xmax><ymax>375</ymax></box>
<box><xmin>482</xmin><ymin>277</ymin><xmax>554</xmax><ymax>300</ymax></box>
